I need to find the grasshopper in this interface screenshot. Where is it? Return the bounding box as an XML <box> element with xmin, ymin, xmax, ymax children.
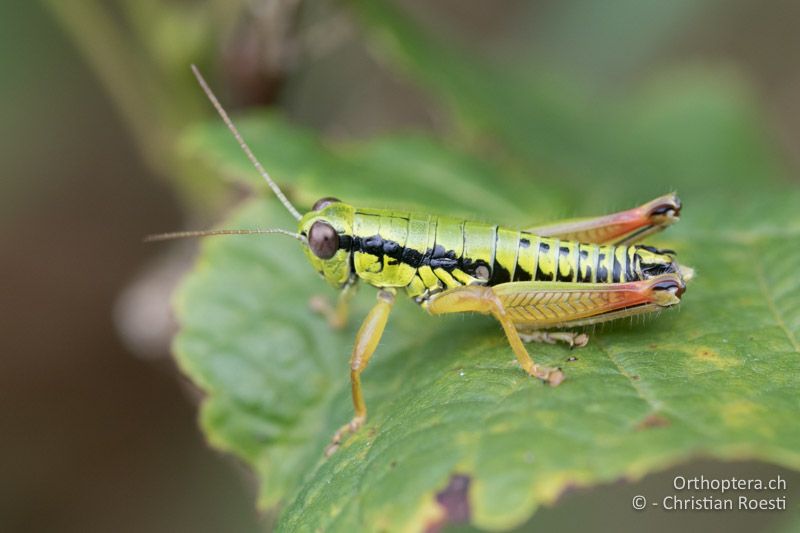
<box><xmin>151</xmin><ymin>67</ymin><xmax>694</xmax><ymax>456</ymax></box>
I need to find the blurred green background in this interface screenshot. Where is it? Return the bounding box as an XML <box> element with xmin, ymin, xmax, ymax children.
<box><xmin>2</xmin><ymin>1</ymin><xmax>799</xmax><ymax>531</ymax></box>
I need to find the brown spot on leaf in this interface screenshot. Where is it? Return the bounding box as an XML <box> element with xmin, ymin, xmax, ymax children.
<box><xmin>425</xmin><ymin>474</ymin><xmax>471</xmax><ymax>533</ymax></box>
<box><xmin>636</xmin><ymin>413</ymin><xmax>670</xmax><ymax>430</ymax></box>
<box><xmin>697</xmin><ymin>347</ymin><xmax>717</xmax><ymax>359</ymax></box>
<box><xmin>693</xmin><ymin>346</ymin><xmax>738</xmax><ymax>369</ymax></box>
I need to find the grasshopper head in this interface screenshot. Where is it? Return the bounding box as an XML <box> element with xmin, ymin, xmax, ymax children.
<box><xmin>148</xmin><ymin>68</ymin><xmax>357</xmax><ymax>290</ymax></box>
<box><xmin>299</xmin><ymin>198</ymin><xmax>355</xmax><ymax>288</ymax></box>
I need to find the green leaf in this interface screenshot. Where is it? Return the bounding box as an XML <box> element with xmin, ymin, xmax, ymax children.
<box><xmin>175</xmin><ymin>111</ymin><xmax>800</xmax><ymax>530</ymax></box>
<box><xmin>172</xmin><ymin>3</ymin><xmax>800</xmax><ymax>529</ymax></box>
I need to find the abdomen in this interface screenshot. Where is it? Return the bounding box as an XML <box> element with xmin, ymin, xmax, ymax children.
<box><xmin>514</xmin><ymin>236</ymin><xmax>643</xmax><ymax>284</ymax></box>
<box><xmin>348</xmin><ymin>208</ymin><xmax>645</xmax><ymax>300</ymax></box>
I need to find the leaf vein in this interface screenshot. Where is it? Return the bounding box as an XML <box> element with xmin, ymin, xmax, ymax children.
<box><xmin>755</xmin><ymin>261</ymin><xmax>800</xmax><ymax>354</ymax></box>
<box><xmin>592</xmin><ymin>339</ymin><xmax>661</xmax><ymax>416</ymax></box>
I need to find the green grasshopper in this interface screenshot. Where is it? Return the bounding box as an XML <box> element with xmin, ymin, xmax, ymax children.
<box><xmin>151</xmin><ymin>67</ymin><xmax>694</xmax><ymax>456</ymax></box>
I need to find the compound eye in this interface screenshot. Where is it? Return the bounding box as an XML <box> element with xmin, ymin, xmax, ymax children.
<box><xmin>308</xmin><ymin>221</ymin><xmax>339</xmax><ymax>260</ymax></box>
<box><xmin>313</xmin><ymin>197</ymin><xmax>341</xmax><ymax>211</ymax></box>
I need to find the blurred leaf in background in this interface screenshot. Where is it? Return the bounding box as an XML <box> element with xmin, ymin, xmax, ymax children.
<box><xmin>40</xmin><ymin>0</ymin><xmax>323</xmax><ymax>213</ymax></box>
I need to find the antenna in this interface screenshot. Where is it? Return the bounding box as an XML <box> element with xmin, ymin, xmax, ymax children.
<box><xmin>191</xmin><ymin>64</ymin><xmax>303</xmax><ymax>221</ymax></box>
<box><xmin>144</xmin><ymin>228</ymin><xmax>306</xmax><ymax>243</ymax></box>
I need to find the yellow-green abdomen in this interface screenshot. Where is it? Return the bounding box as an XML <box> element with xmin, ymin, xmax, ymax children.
<box><xmin>348</xmin><ymin>208</ymin><xmax>652</xmax><ymax>301</ymax></box>
<box><xmin>518</xmin><ymin>238</ymin><xmax>642</xmax><ymax>284</ymax></box>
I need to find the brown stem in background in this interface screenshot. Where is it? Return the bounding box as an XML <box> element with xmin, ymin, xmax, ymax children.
<box><xmin>42</xmin><ymin>0</ymin><xmax>169</xmax><ymax>177</ymax></box>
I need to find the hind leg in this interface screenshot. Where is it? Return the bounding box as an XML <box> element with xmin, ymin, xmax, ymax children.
<box><xmin>424</xmin><ymin>274</ymin><xmax>685</xmax><ymax>385</ymax></box>
<box><xmin>525</xmin><ymin>193</ymin><xmax>681</xmax><ymax>245</ymax></box>
<box><xmin>424</xmin><ymin>285</ymin><xmax>564</xmax><ymax>385</ymax></box>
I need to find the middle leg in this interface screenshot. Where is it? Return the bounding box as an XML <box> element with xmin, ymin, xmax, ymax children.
<box><xmin>518</xmin><ymin>330</ymin><xmax>589</xmax><ymax>348</ymax></box>
<box><xmin>310</xmin><ymin>280</ymin><xmax>358</xmax><ymax>330</ymax></box>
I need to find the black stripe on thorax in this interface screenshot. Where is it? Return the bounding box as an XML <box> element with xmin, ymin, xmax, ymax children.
<box><xmin>343</xmin><ymin>233</ymin><xmax>469</xmax><ymax>273</ymax></box>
